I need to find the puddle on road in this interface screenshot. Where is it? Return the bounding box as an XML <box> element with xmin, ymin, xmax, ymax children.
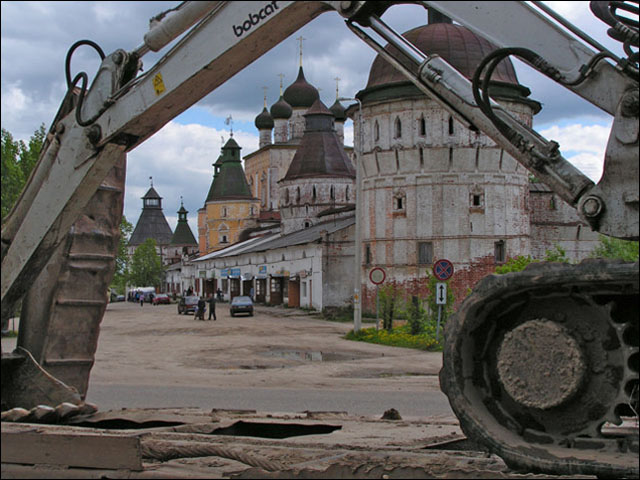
<box><xmin>261</xmin><ymin>349</ymin><xmax>379</xmax><ymax>362</ymax></box>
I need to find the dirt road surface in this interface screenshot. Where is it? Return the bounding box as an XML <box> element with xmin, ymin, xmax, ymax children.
<box><xmin>2</xmin><ymin>301</ymin><xmax>596</xmax><ymax>478</ymax></box>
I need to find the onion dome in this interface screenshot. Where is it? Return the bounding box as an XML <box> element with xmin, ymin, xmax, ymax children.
<box><xmin>270</xmin><ymin>95</ymin><xmax>293</xmax><ymax>119</ymax></box>
<box><xmin>254</xmin><ymin>107</ymin><xmax>274</xmax><ymax>130</ymax></box>
<box><xmin>329</xmin><ymin>99</ymin><xmax>346</xmax><ymax>121</ymax></box>
<box><xmin>283</xmin><ymin>66</ymin><xmax>319</xmax><ymax>108</ymax></box>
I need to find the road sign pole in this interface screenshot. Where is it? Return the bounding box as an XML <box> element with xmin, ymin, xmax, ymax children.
<box><xmin>376</xmin><ymin>285</ymin><xmax>380</xmax><ymax>331</ymax></box>
<box><xmin>436</xmin><ymin>305</ymin><xmax>442</xmax><ymax>341</ymax></box>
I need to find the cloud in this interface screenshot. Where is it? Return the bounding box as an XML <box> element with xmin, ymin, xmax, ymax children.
<box><xmin>540</xmin><ymin>123</ymin><xmax>611</xmax><ymax>182</ymax></box>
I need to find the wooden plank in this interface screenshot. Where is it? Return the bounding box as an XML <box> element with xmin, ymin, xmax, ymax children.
<box><xmin>1</xmin><ymin>429</ymin><xmax>143</xmax><ymax>470</ymax></box>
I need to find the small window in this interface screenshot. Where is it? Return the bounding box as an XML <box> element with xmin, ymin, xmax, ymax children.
<box><xmin>365</xmin><ymin>245</ymin><xmax>371</xmax><ymax>265</ymax></box>
<box><xmin>417</xmin><ymin>242</ymin><xmax>433</xmax><ymax>264</ymax></box>
<box><xmin>296</xmin><ymin>187</ymin><xmax>301</xmax><ymax>203</ymax></box>
<box><xmin>374</xmin><ymin>120</ymin><xmax>380</xmax><ymax>142</ymax></box>
<box><xmin>304</xmin><ymin>221</ymin><xmax>311</xmax><ymax>228</ymax></box>
<box><xmin>346</xmin><ymin>185</ymin><xmax>350</xmax><ymax>202</ymax></box>
<box><xmin>419</xmin><ymin>147</ymin><xmax>424</xmax><ymax>168</ymax></box>
<box><xmin>396</xmin><ymin>197</ymin><xmax>403</xmax><ymax>210</ymax></box>
<box><xmin>302</xmin><ymin>282</ymin><xmax>307</xmax><ymax>297</ymax></box>
<box><xmin>473</xmin><ymin>195</ymin><xmax>481</xmax><ymax>207</ymax></box>
<box><xmin>330</xmin><ymin>186</ymin><xmax>335</xmax><ymax>200</ymax></box>
<box><xmin>222</xmin><ymin>207</ymin><xmax>227</xmax><ymax>217</ymax></box>
<box><xmin>494</xmin><ymin>240</ymin><xmax>506</xmax><ymax>263</ymax></box>
<box><xmin>394</xmin><ymin>117</ymin><xmax>402</xmax><ymax>138</ymax></box>
<box><xmin>312</xmin><ymin>185</ymin><xmax>317</xmax><ymax>200</ymax></box>
<box><xmin>419</xmin><ymin>115</ymin><xmax>426</xmax><ymax>136</ymax></box>
<box><xmin>285</xmin><ymin>189</ymin><xmax>290</xmax><ymax>205</ymax></box>
<box><xmin>549</xmin><ymin>195</ymin><xmax>557</xmax><ymax>210</ymax></box>
<box><xmin>448</xmin><ymin>116</ymin><xmax>454</xmax><ymax>135</ymax></box>
<box><xmin>221</xmin><ymin>235</ymin><xmax>228</xmax><ymax>244</ymax></box>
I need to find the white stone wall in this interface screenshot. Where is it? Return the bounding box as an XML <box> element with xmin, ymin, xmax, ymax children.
<box><xmin>273</xmin><ymin>119</ymin><xmax>288</xmax><ymax>143</ymax></box>
<box><xmin>258</xmin><ymin>128</ymin><xmax>272</xmax><ymax>148</ymax></box>
<box><xmin>288</xmin><ymin>108</ymin><xmax>306</xmax><ymax>140</ymax></box>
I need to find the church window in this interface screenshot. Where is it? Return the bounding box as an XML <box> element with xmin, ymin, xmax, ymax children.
<box><xmin>221</xmin><ymin>234</ymin><xmax>228</xmax><ymax>244</ymax></box>
<box><xmin>494</xmin><ymin>240</ymin><xmax>506</xmax><ymax>263</ymax></box>
<box><xmin>330</xmin><ymin>186</ymin><xmax>335</xmax><ymax>200</ymax></box>
<box><xmin>394</xmin><ymin>191</ymin><xmax>405</xmax><ymax>211</ymax></box>
<box><xmin>394</xmin><ymin>117</ymin><xmax>402</xmax><ymax>138</ymax></box>
<box><xmin>448</xmin><ymin>116</ymin><xmax>454</xmax><ymax>135</ymax></box>
<box><xmin>296</xmin><ymin>186</ymin><xmax>301</xmax><ymax>203</ymax></box>
<box><xmin>285</xmin><ymin>188</ymin><xmax>290</xmax><ymax>205</ymax></box>
<box><xmin>312</xmin><ymin>185</ymin><xmax>317</xmax><ymax>201</ymax></box>
<box><xmin>374</xmin><ymin>120</ymin><xmax>380</xmax><ymax>142</ymax></box>
<box><xmin>346</xmin><ymin>185</ymin><xmax>350</xmax><ymax>202</ymax></box>
<box><xmin>365</xmin><ymin>244</ymin><xmax>371</xmax><ymax>265</ymax></box>
<box><xmin>419</xmin><ymin>115</ymin><xmax>426</xmax><ymax>136</ymax></box>
<box><xmin>473</xmin><ymin>195</ymin><xmax>481</xmax><ymax>207</ymax></box>
<box><xmin>222</xmin><ymin>207</ymin><xmax>227</xmax><ymax>217</ymax></box>
<box><xmin>417</xmin><ymin>242</ymin><xmax>433</xmax><ymax>264</ymax></box>
<box><xmin>304</xmin><ymin>221</ymin><xmax>311</xmax><ymax>228</ymax></box>
<box><xmin>419</xmin><ymin>147</ymin><xmax>424</xmax><ymax>168</ymax></box>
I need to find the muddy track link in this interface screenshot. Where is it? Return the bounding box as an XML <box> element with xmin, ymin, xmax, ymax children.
<box><xmin>440</xmin><ymin>259</ymin><xmax>639</xmax><ymax>478</ymax></box>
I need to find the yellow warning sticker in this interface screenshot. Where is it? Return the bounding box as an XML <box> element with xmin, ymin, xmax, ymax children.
<box><xmin>153</xmin><ymin>73</ymin><xmax>166</xmax><ymax>96</ymax></box>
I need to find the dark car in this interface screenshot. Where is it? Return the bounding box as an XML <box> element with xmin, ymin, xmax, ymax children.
<box><xmin>153</xmin><ymin>293</ymin><xmax>171</xmax><ymax>305</ymax></box>
<box><xmin>230</xmin><ymin>296</ymin><xmax>253</xmax><ymax>317</ymax></box>
<box><xmin>178</xmin><ymin>296</ymin><xmax>199</xmax><ymax>314</ymax></box>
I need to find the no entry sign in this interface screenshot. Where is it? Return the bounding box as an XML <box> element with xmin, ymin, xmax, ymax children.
<box><xmin>433</xmin><ymin>259</ymin><xmax>454</xmax><ymax>281</ymax></box>
<box><xmin>369</xmin><ymin>267</ymin><xmax>386</xmax><ymax>285</ymax></box>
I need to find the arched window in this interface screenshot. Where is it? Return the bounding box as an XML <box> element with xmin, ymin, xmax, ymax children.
<box><xmin>330</xmin><ymin>186</ymin><xmax>335</xmax><ymax>200</ymax></box>
<box><xmin>296</xmin><ymin>186</ymin><xmax>301</xmax><ymax>203</ymax></box>
<box><xmin>419</xmin><ymin>115</ymin><xmax>426</xmax><ymax>136</ymax></box>
<box><xmin>374</xmin><ymin>120</ymin><xmax>380</xmax><ymax>142</ymax></box>
<box><xmin>312</xmin><ymin>185</ymin><xmax>317</xmax><ymax>200</ymax></box>
<box><xmin>394</xmin><ymin>117</ymin><xmax>402</xmax><ymax>138</ymax></box>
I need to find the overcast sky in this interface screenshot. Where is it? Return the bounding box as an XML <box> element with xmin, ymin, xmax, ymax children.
<box><xmin>1</xmin><ymin>1</ymin><xmax>624</xmax><ymax>237</ymax></box>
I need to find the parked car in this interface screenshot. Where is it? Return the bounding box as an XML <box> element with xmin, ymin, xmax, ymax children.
<box><xmin>230</xmin><ymin>296</ymin><xmax>254</xmax><ymax>317</ymax></box>
<box><xmin>178</xmin><ymin>296</ymin><xmax>199</xmax><ymax>314</ymax></box>
<box><xmin>153</xmin><ymin>293</ymin><xmax>171</xmax><ymax>305</ymax></box>
<box><xmin>116</xmin><ymin>294</ymin><xmax>125</xmax><ymax>302</ymax></box>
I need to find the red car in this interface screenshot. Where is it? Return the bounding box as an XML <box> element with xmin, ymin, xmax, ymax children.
<box><xmin>152</xmin><ymin>293</ymin><xmax>171</xmax><ymax>305</ymax></box>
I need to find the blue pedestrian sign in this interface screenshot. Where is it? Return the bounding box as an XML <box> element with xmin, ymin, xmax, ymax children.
<box><xmin>433</xmin><ymin>259</ymin><xmax>454</xmax><ymax>281</ymax></box>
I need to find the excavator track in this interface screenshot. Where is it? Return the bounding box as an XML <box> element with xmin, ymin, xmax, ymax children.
<box><xmin>440</xmin><ymin>259</ymin><xmax>639</xmax><ymax>478</ymax></box>
<box><xmin>1</xmin><ymin>153</ymin><xmax>126</xmax><ymax>411</ymax></box>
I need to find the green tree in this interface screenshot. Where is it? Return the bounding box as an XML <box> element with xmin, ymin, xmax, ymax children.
<box><xmin>128</xmin><ymin>238</ymin><xmax>165</xmax><ymax>288</ymax></box>
<box><xmin>110</xmin><ymin>216</ymin><xmax>134</xmax><ymax>294</ymax></box>
<box><xmin>378</xmin><ymin>283</ymin><xmax>400</xmax><ymax>331</ymax></box>
<box><xmin>406</xmin><ymin>295</ymin><xmax>427</xmax><ymax>335</ymax></box>
<box><xmin>590</xmin><ymin>235</ymin><xmax>639</xmax><ymax>262</ymax></box>
<box><xmin>1</xmin><ymin>124</ymin><xmax>46</xmax><ymax>222</ymax></box>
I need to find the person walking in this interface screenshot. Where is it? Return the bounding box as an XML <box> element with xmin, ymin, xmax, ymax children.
<box><xmin>207</xmin><ymin>293</ymin><xmax>217</xmax><ymax>321</ymax></box>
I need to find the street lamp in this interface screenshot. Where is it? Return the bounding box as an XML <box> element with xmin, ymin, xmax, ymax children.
<box><xmin>338</xmin><ymin>97</ymin><xmax>363</xmax><ymax>332</ymax></box>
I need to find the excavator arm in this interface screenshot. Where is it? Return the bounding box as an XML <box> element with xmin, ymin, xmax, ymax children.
<box><xmin>1</xmin><ymin>1</ymin><xmax>637</xmax><ymax>477</ymax></box>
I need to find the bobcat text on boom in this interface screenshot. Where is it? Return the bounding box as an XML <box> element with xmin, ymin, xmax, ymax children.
<box><xmin>233</xmin><ymin>1</ymin><xmax>280</xmax><ymax>37</ymax></box>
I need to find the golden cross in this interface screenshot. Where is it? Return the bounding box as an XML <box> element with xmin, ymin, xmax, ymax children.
<box><xmin>262</xmin><ymin>86</ymin><xmax>268</xmax><ymax>107</ymax></box>
<box><xmin>277</xmin><ymin>73</ymin><xmax>285</xmax><ymax>95</ymax></box>
<box><xmin>334</xmin><ymin>77</ymin><xmax>341</xmax><ymax>100</ymax></box>
<box><xmin>296</xmin><ymin>35</ymin><xmax>306</xmax><ymax>67</ymax></box>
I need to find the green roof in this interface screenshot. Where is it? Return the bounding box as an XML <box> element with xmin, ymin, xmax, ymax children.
<box><xmin>205</xmin><ymin>137</ymin><xmax>254</xmax><ymax>202</ymax></box>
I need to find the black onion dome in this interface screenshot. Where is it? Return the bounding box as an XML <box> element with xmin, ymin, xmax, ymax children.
<box><xmin>270</xmin><ymin>95</ymin><xmax>293</xmax><ymax>119</ymax></box>
<box><xmin>283</xmin><ymin>66</ymin><xmax>319</xmax><ymax>108</ymax></box>
<box><xmin>329</xmin><ymin>99</ymin><xmax>346</xmax><ymax>121</ymax></box>
<box><xmin>254</xmin><ymin>107</ymin><xmax>274</xmax><ymax>129</ymax></box>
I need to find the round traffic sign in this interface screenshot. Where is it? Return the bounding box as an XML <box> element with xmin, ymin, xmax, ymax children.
<box><xmin>433</xmin><ymin>259</ymin><xmax>454</xmax><ymax>281</ymax></box>
<box><xmin>369</xmin><ymin>267</ymin><xmax>386</xmax><ymax>285</ymax></box>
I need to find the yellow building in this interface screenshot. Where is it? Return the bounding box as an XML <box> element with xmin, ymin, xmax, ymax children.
<box><xmin>198</xmin><ymin>137</ymin><xmax>259</xmax><ymax>255</ymax></box>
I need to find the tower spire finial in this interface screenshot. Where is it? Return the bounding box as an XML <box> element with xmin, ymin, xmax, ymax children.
<box><xmin>296</xmin><ymin>35</ymin><xmax>305</xmax><ymax>67</ymax></box>
<box><xmin>225</xmin><ymin>115</ymin><xmax>233</xmax><ymax>137</ymax></box>
<box><xmin>262</xmin><ymin>86</ymin><xmax>268</xmax><ymax>108</ymax></box>
<box><xmin>149</xmin><ymin>176</ymin><xmax>153</xmax><ymax>187</ymax></box>
<box><xmin>180</xmin><ymin>195</ymin><xmax>183</xmax><ymax>207</ymax></box>
<box><xmin>334</xmin><ymin>76</ymin><xmax>340</xmax><ymax>101</ymax></box>
<box><xmin>277</xmin><ymin>73</ymin><xmax>285</xmax><ymax>95</ymax></box>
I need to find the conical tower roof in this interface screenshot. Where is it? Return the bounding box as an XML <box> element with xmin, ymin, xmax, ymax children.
<box><xmin>129</xmin><ymin>186</ymin><xmax>173</xmax><ymax>246</ymax></box>
<box><xmin>205</xmin><ymin>137</ymin><xmax>254</xmax><ymax>201</ymax></box>
<box><xmin>329</xmin><ymin>99</ymin><xmax>346</xmax><ymax>121</ymax></box>
<box><xmin>170</xmin><ymin>203</ymin><xmax>197</xmax><ymax>246</ymax></box>
<box><xmin>283</xmin><ymin>66</ymin><xmax>319</xmax><ymax>108</ymax></box>
<box><xmin>283</xmin><ymin>99</ymin><xmax>355</xmax><ymax>181</ymax></box>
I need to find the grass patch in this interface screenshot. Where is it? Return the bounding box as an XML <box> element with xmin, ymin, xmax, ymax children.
<box><xmin>344</xmin><ymin>323</ymin><xmax>443</xmax><ymax>351</ymax></box>
<box><xmin>2</xmin><ymin>330</ymin><xmax>18</xmax><ymax>338</ymax></box>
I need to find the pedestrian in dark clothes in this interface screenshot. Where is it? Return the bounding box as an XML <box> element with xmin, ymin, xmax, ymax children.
<box><xmin>197</xmin><ymin>297</ymin><xmax>206</xmax><ymax>320</ymax></box>
<box><xmin>207</xmin><ymin>293</ymin><xmax>216</xmax><ymax>321</ymax></box>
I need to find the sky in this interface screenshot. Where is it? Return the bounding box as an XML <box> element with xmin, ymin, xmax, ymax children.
<box><xmin>1</xmin><ymin>1</ymin><xmax>625</xmax><ymax>237</ymax></box>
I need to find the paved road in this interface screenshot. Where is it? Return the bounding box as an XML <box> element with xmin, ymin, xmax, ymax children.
<box><xmin>86</xmin><ymin>383</ymin><xmax>453</xmax><ymax>418</ymax></box>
